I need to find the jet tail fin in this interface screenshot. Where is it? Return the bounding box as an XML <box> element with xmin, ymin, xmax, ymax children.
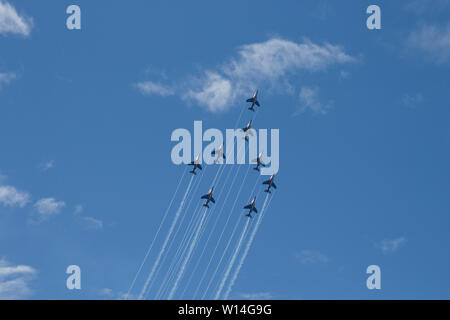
<box><xmin>203</xmin><ymin>204</ymin><xmax>209</xmax><ymax>208</ymax></box>
<box><xmin>190</xmin><ymin>170</ymin><xmax>196</xmax><ymax>175</ymax></box>
<box><xmin>245</xmin><ymin>213</ymin><xmax>252</xmax><ymax>218</ymax></box>
<box><xmin>264</xmin><ymin>189</ymin><xmax>271</xmax><ymax>194</ymax></box>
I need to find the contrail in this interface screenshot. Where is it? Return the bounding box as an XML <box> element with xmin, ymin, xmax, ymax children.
<box><xmin>199</xmin><ymin>171</ymin><xmax>257</xmax><ymax>299</ymax></box>
<box><xmin>126</xmin><ymin>169</ymin><xmax>186</xmax><ymax>299</ymax></box>
<box><xmin>155</xmin><ymin>203</ymin><xmax>203</xmax><ymax>299</ymax></box>
<box><xmin>223</xmin><ymin>193</ymin><xmax>273</xmax><ymax>299</ymax></box>
<box><xmin>138</xmin><ymin>174</ymin><xmax>195</xmax><ymax>300</ymax></box>
<box><xmin>181</xmin><ymin>165</ymin><xmax>236</xmax><ymax>297</ymax></box>
<box><xmin>200</xmin><ymin>165</ymin><xmax>252</xmax><ymax>299</ymax></box>
<box><xmin>167</xmin><ymin>206</ymin><xmax>209</xmax><ymax>299</ymax></box>
<box><xmin>151</xmin><ymin>170</ymin><xmax>206</xmax><ymax>298</ymax></box>
<box><xmin>154</xmin><ymin>203</ymin><xmax>202</xmax><ymax>299</ymax></box>
<box><xmin>157</xmin><ymin>165</ymin><xmax>223</xmax><ymax>299</ymax></box>
<box><xmin>214</xmin><ymin>217</ymin><xmax>250</xmax><ymax>299</ymax></box>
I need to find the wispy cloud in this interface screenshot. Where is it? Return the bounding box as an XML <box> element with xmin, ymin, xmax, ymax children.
<box><xmin>33</xmin><ymin>197</ymin><xmax>65</xmax><ymax>221</ymax></box>
<box><xmin>138</xmin><ymin>37</ymin><xmax>355</xmax><ymax>113</ymax></box>
<box><xmin>0</xmin><ymin>72</ymin><xmax>17</xmax><ymax>88</ymax></box>
<box><xmin>81</xmin><ymin>216</ymin><xmax>103</xmax><ymax>230</ymax></box>
<box><xmin>405</xmin><ymin>0</ymin><xmax>450</xmax><ymax>15</ymax></box>
<box><xmin>184</xmin><ymin>72</ymin><xmax>233</xmax><ymax>112</ymax></box>
<box><xmin>407</xmin><ymin>23</ymin><xmax>450</xmax><ymax>64</ymax></box>
<box><xmin>0</xmin><ymin>185</ymin><xmax>30</xmax><ymax>208</ymax></box>
<box><xmin>339</xmin><ymin>70</ymin><xmax>350</xmax><ymax>80</ymax></box>
<box><xmin>239</xmin><ymin>292</ymin><xmax>274</xmax><ymax>300</ymax></box>
<box><xmin>135</xmin><ymin>81</ymin><xmax>175</xmax><ymax>97</ymax></box>
<box><xmin>296</xmin><ymin>86</ymin><xmax>332</xmax><ymax>115</ymax></box>
<box><xmin>376</xmin><ymin>237</ymin><xmax>407</xmax><ymax>254</ymax></box>
<box><xmin>295</xmin><ymin>250</ymin><xmax>329</xmax><ymax>264</ymax></box>
<box><xmin>0</xmin><ymin>1</ymin><xmax>33</xmax><ymax>36</ymax></box>
<box><xmin>38</xmin><ymin>160</ymin><xmax>55</xmax><ymax>172</ymax></box>
<box><xmin>184</xmin><ymin>38</ymin><xmax>354</xmax><ymax>112</ymax></box>
<box><xmin>98</xmin><ymin>288</ymin><xmax>137</xmax><ymax>300</ymax></box>
<box><xmin>0</xmin><ymin>258</ymin><xmax>36</xmax><ymax>299</ymax></box>
<box><xmin>0</xmin><ymin>172</ymin><xmax>6</xmax><ymax>184</ymax></box>
<box><xmin>402</xmin><ymin>93</ymin><xmax>424</xmax><ymax>108</ymax></box>
<box><xmin>74</xmin><ymin>204</ymin><xmax>84</xmax><ymax>215</ymax></box>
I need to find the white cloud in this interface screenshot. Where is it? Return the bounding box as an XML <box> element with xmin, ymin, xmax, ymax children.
<box><xmin>99</xmin><ymin>287</ymin><xmax>113</xmax><ymax>297</ymax></box>
<box><xmin>184</xmin><ymin>72</ymin><xmax>233</xmax><ymax>112</ymax></box>
<box><xmin>184</xmin><ymin>38</ymin><xmax>354</xmax><ymax>112</ymax></box>
<box><xmin>408</xmin><ymin>23</ymin><xmax>450</xmax><ymax>64</ymax></box>
<box><xmin>239</xmin><ymin>292</ymin><xmax>273</xmax><ymax>300</ymax></box>
<box><xmin>33</xmin><ymin>197</ymin><xmax>65</xmax><ymax>221</ymax></box>
<box><xmin>0</xmin><ymin>185</ymin><xmax>30</xmax><ymax>208</ymax></box>
<box><xmin>0</xmin><ymin>1</ymin><xmax>33</xmax><ymax>36</ymax></box>
<box><xmin>135</xmin><ymin>81</ymin><xmax>175</xmax><ymax>97</ymax></box>
<box><xmin>0</xmin><ymin>172</ymin><xmax>6</xmax><ymax>184</ymax></box>
<box><xmin>0</xmin><ymin>72</ymin><xmax>17</xmax><ymax>88</ymax></box>
<box><xmin>405</xmin><ymin>0</ymin><xmax>450</xmax><ymax>15</ymax></box>
<box><xmin>38</xmin><ymin>160</ymin><xmax>55</xmax><ymax>172</ymax></box>
<box><xmin>402</xmin><ymin>93</ymin><xmax>424</xmax><ymax>108</ymax></box>
<box><xmin>0</xmin><ymin>258</ymin><xmax>36</xmax><ymax>299</ymax></box>
<box><xmin>376</xmin><ymin>237</ymin><xmax>407</xmax><ymax>254</ymax></box>
<box><xmin>82</xmin><ymin>216</ymin><xmax>103</xmax><ymax>230</ymax></box>
<box><xmin>138</xmin><ymin>37</ymin><xmax>354</xmax><ymax>113</ymax></box>
<box><xmin>295</xmin><ymin>250</ymin><xmax>329</xmax><ymax>264</ymax></box>
<box><xmin>74</xmin><ymin>204</ymin><xmax>84</xmax><ymax>215</ymax></box>
<box><xmin>339</xmin><ymin>70</ymin><xmax>350</xmax><ymax>79</ymax></box>
<box><xmin>296</xmin><ymin>86</ymin><xmax>332</xmax><ymax>115</ymax></box>
<box><xmin>98</xmin><ymin>288</ymin><xmax>137</xmax><ymax>300</ymax></box>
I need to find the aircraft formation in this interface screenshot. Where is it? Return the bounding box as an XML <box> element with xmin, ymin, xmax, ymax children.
<box><xmin>189</xmin><ymin>90</ymin><xmax>277</xmax><ymax>218</ymax></box>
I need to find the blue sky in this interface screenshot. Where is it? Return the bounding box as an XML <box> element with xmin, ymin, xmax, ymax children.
<box><xmin>1</xmin><ymin>0</ymin><xmax>450</xmax><ymax>299</ymax></box>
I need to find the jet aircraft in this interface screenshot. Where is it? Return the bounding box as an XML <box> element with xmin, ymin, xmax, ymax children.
<box><xmin>244</xmin><ymin>197</ymin><xmax>258</xmax><ymax>218</ymax></box>
<box><xmin>201</xmin><ymin>187</ymin><xmax>215</xmax><ymax>208</ymax></box>
<box><xmin>246</xmin><ymin>90</ymin><xmax>260</xmax><ymax>112</ymax></box>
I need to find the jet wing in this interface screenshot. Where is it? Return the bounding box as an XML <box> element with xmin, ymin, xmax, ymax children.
<box><xmin>246</xmin><ymin>98</ymin><xmax>253</xmax><ymax>102</ymax></box>
<box><xmin>262</xmin><ymin>180</ymin><xmax>270</xmax><ymax>185</ymax></box>
<box><xmin>244</xmin><ymin>204</ymin><xmax>252</xmax><ymax>209</ymax></box>
<box><xmin>197</xmin><ymin>164</ymin><xmax>203</xmax><ymax>170</ymax></box>
<box><xmin>255</xmin><ymin>100</ymin><xmax>260</xmax><ymax>107</ymax></box>
<box><xmin>210</xmin><ymin>197</ymin><xmax>215</xmax><ymax>203</ymax></box>
<box><xmin>253</xmin><ymin>207</ymin><xmax>258</xmax><ymax>213</ymax></box>
<box><xmin>201</xmin><ymin>194</ymin><xmax>209</xmax><ymax>199</ymax></box>
<box><xmin>272</xmin><ymin>182</ymin><xmax>277</xmax><ymax>189</ymax></box>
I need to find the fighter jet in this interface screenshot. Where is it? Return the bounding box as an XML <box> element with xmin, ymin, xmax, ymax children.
<box><xmin>244</xmin><ymin>197</ymin><xmax>258</xmax><ymax>218</ymax></box>
<box><xmin>252</xmin><ymin>152</ymin><xmax>266</xmax><ymax>172</ymax></box>
<box><xmin>188</xmin><ymin>154</ymin><xmax>202</xmax><ymax>175</ymax></box>
<box><xmin>246</xmin><ymin>90</ymin><xmax>260</xmax><ymax>112</ymax></box>
<box><xmin>201</xmin><ymin>187</ymin><xmax>215</xmax><ymax>208</ymax></box>
<box><xmin>263</xmin><ymin>174</ymin><xmax>277</xmax><ymax>193</ymax></box>
<box><xmin>211</xmin><ymin>145</ymin><xmax>226</xmax><ymax>163</ymax></box>
<box><xmin>241</xmin><ymin>120</ymin><xmax>253</xmax><ymax>141</ymax></box>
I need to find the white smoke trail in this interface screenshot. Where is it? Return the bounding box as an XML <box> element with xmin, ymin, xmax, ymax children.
<box><xmin>154</xmin><ymin>204</ymin><xmax>203</xmax><ymax>299</ymax></box>
<box><xmin>156</xmin><ymin>164</ymin><xmax>223</xmax><ymax>298</ymax></box>
<box><xmin>223</xmin><ymin>193</ymin><xmax>273</xmax><ymax>299</ymax></box>
<box><xmin>200</xmin><ymin>170</ymin><xmax>257</xmax><ymax>299</ymax></box>
<box><xmin>126</xmin><ymin>169</ymin><xmax>187</xmax><ymax>298</ymax></box>
<box><xmin>151</xmin><ymin>171</ymin><xmax>206</xmax><ymax>298</ymax></box>
<box><xmin>167</xmin><ymin>207</ymin><xmax>209</xmax><ymax>299</ymax></box>
<box><xmin>138</xmin><ymin>174</ymin><xmax>195</xmax><ymax>300</ymax></box>
<box><xmin>200</xmin><ymin>165</ymin><xmax>253</xmax><ymax>299</ymax></box>
<box><xmin>214</xmin><ymin>217</ymin><xmax>250</xmax><ymax>299</ymax></box>
<box><xmin>180</xmin><ymin>165</ymin><xmax>237</xmax><ymax>297</ymax></box>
